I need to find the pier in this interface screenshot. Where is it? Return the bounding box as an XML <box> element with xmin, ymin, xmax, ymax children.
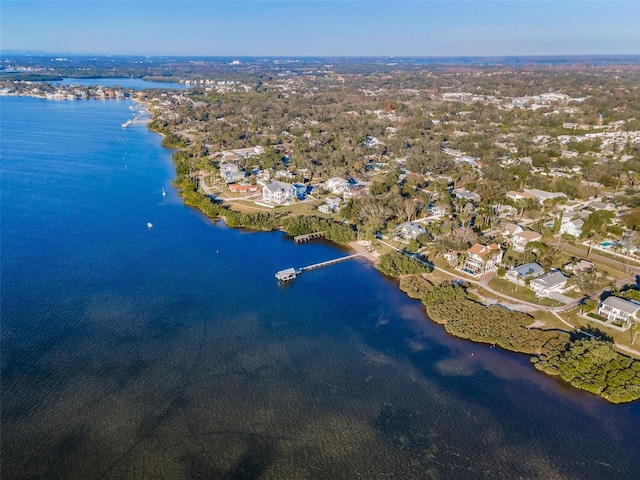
<box><xmin>275</xmin><ymin>253</ymin><xmax>364</xmax><ymax>282</ymax></box>
<box><xmin>294</xmin><ymin>231</ymin><xmax>326</xmax><ymax>244</ymax></box>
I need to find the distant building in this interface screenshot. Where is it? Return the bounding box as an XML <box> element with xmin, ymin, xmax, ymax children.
<box><xmin>453</xmin><ymin>189</ymin><xmax>480</xmax><ymax>202</ymax></box>
<box><xmin>564</xmin><ymin>259</ymin><xmax>594</xmax><ymax>274</ymax></box>
<box><xmin>326</xmin><ymin>177</ymin><xmax>349</xmax><ymax>195</ymax></box>
<box><xmin>430</xmin><ymin>205</ymin><xmax>449</xmax><ymax>218</ymax></box>
<box><xmin>502</xmin><ymin>223</ymin><xmax>524</xmax><ymax>237</ymax></box>
<box><xmin>494</xmin><ymin>204</ymin><xmax>519</xmax><ymax>217</ymax></box>
<box><xmin>523</xmin><ymin>189</ymin><xmax>567</xmax><ymax>204</ymax></box>
<box><xmin>506</xmin><ymin>190</ymin><xmax>538</xmax><ymax>202</ymax></box>
<box><xmin>560</xmin><ymin>218</ymin><xmax>584</xmax><ymax>238</ymax></box>
<box><xmin>363</xmin><ymin>136</ymin><xmax>381</xmax><ymax>147</ymax></box>
<box><xmin>220</xmin><ymin>163</ymin><xmax>246</xmax><ymax>184</ymax></box>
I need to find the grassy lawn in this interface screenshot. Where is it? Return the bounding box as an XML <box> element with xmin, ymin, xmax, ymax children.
<box><xmin>278</xmin><ymin>200</ymin><xmax>324</xmax><ymax>216</ymax></box>
<box><xmin>488</xmin><ymin>278</ymin><xmax>563</xmax><ymax>307</ymax></box>
<box><xmin>529</xmin><ymin>309</ymin><xmax>564</xmax><ymax>326</ymax></box>
<box><xmin>561</xmin><ymin>310</ymin><xmax>640</xmax><ymax>358</ymax></box>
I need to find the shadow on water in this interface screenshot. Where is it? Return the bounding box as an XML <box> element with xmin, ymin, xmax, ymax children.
<box><xmin>222</xmin><ymin>439</ymin><xmax>274</xmax><ymax>480</ymax></box>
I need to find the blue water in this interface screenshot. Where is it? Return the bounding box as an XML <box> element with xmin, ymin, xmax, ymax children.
<box><xmin>53</xmin><ymin>77</ymin><xmax>189</xmax><ymax>89</ymax></box>
<box><xmin>2</xmin><ymin>96</ymin><xmax>640</xmax><ymax>479</ymax></box>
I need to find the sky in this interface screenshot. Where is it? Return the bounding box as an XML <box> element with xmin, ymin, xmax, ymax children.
<box><xmin>1</xmin><ymin>1</ymin><xmax>639</xmax><ymax>57</ymax></box>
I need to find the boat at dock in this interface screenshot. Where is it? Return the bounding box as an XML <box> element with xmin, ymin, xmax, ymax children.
<box><xmin>121</xmin><ymin>119</ymin><xmax>133</xmax><ymax>128</ymax></box>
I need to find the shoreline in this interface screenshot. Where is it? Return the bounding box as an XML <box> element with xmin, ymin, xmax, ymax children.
<box><xmin>347</xmin><ymin>240</ymin><xmax>380</xmax><ymax>264</ymax></box>
<box><xmin>141</xmin><ymin>97</ymin><xmax>640</xmax><ymax>405</ymax></box>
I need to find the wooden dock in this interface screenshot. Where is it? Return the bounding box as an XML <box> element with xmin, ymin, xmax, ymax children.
<box><xmin>276</xmin><ymin>253</ymin><xmax>364</xmax><ymax>282</ymax></box>
<box><xmin>294</xmin><ymin>231</ymin><xmax>325</xmax><ymax>244</ymax></box>
<box><xmin>299</xmin><ymin>253</ymin><xmax>364</xmax><ymax>272</ymax></box>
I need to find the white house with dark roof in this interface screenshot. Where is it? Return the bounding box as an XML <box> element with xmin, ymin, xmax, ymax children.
<box><xmin>529</xmin><ymin>271</ymin><xmax>568</xmax><ymax>298</ymax></box>
<box><xmin>598</xmin><ymin>296</ymin><xmax>640</xmax><ymax>328</ymax></box>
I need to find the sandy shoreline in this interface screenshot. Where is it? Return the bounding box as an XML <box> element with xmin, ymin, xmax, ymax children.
<box><xmin>348</xmin><ymin>240</ymin><xmax>380</xmax><ymax>265</ymax></box>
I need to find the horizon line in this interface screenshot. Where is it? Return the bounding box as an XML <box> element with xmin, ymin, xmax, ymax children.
<box><xmin>3</xmin><ymin>52</ymin><xmax>640</xmax><ymax>59</ymax></box>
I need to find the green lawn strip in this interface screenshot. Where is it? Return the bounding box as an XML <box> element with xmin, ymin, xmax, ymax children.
<box><xmin>488</xmin><ymin>278</ymin><xmax>563</xmax><ymax>307</ymax></box>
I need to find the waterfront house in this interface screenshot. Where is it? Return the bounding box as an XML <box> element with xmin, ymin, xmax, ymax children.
<box><xmin>511</xmin><ymin>230</ymin><xmax>543</xmax><ymax>253</ymax></box>
<box><xmin>598</xmin><ymin>296</ymin><xmax>640</xmax><ymax>328</ymax></box>
<box><xmin>529</xmin><ymin>271</ymin><xmax>568</xmax><ymax>298</ymax></box>
<box><xmin>505</xmin><ymin>263</ymin><xmax>545</xmax><ymax>285</ymax></box>
<box><xmin>262</xmin><ymin>181</ymin><xmax>296</xmax><ymax>205</ymax></box>
<box><xmin>462</xmin><ymin>243</ymin><xmax>503</xmax><ymax>277</ymax></box>
<box><xmin>398</xmin><ymin>222</ymin><xmax>427</xmax><ymax>240</ymax></box>
<box><xmin>318</xmin><ymin>196</ymin><xmax>342</xmax><ymax>214</ymax></box>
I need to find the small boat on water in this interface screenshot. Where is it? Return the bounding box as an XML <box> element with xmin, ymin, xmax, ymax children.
<box><xmin>147</xmin><ymin>222</ymin><xmax>153</xmax><ymax>228</ymax></box>
<box><xmin>162</xmin><ymin>186</ymin><xmax>167</xmax><ymax>197</ymax></box>
<box><xmin>122</xmin><ymin>119</ymin><xmax>133</xmax><ymax>128</ymax></box>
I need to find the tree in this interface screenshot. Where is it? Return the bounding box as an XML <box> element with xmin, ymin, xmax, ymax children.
<box><xmin>580</xmin><ymin>298</ymin><xmax>599</xmax><ymax>314</ymax></box>
<box><xmin>525</xmin><ymin>241</ymin><xmax>548</xmax><ymax>263</ymax></box>
<box><xmin>581</xmin><ymin>210</ymin><xmax>615</xmax><ymax>239</ymax></box>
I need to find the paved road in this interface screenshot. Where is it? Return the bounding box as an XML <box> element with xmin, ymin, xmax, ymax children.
<box><xmin>561</xmin><ymin>242</ymin><xmax>640</xmax><ymax>275</ymax></box>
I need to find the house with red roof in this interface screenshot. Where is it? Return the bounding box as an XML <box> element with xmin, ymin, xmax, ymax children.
<box><xmin>461</xmin><ymin>243</ymin><xmax>503</xmax><ymax>277</ymax></box>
